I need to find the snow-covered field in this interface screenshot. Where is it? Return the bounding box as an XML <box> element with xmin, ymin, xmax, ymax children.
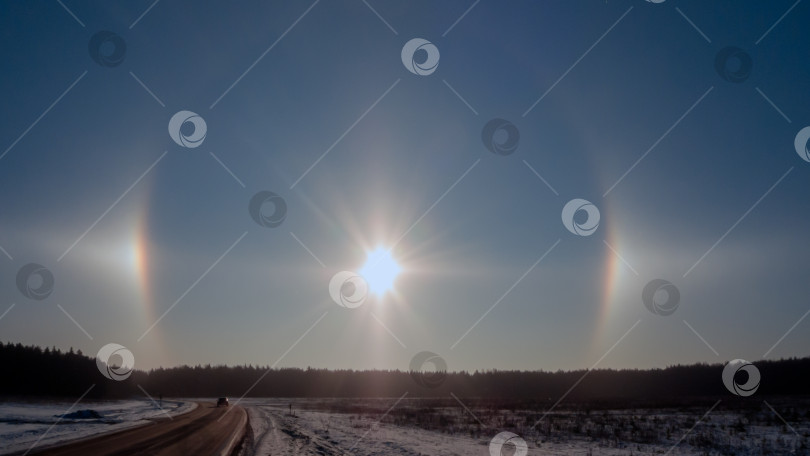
<box><xmin>236</xmin><ymin>398</ymin><xmax>810</xmax><ymax>455</ymax></box>
<box><xmin>1</xmin><ymin>397</ymin><xmax>806</xmax><ymax>455</ymax></box>
<box><xmin>0</xmin><ymin>399</ymin><xmax>195</xmax><ymax>455</ymax></box>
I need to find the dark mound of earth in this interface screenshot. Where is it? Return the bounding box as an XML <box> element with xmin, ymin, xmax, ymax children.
<box><xmin>57</xmin><ymin>409</ymin><xmax>103</xmax><ymax>420</ymax></box>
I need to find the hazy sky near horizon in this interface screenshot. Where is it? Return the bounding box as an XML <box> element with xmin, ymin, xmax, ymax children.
<box><xmin>1</xmin><ymin>0</ymin><xmax>810</xmax><ymax>373</ymax></box>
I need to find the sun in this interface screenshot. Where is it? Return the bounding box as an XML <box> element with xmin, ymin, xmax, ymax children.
<box><xmin>358</xmin><ymin>247</ymin><xmax>401</xmax><ymax>296</ymax></box>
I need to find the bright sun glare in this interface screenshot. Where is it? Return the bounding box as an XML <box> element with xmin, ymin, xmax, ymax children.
<box><xmin>358</xmin><ymin>247</ymin><xmax>401</xmax><ymax>296</ymax></box>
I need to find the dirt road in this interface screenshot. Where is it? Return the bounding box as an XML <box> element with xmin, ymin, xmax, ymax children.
<box><xmin>30</xmin><ymin>402</ymin><xmax>246</xmax><ymax>456</ymax></box>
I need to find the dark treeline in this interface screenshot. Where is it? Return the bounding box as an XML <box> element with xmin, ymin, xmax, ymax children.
<box><xmin>2</xmin><ymin>341</ymin><xmax>809</xmax><ymax>402</ymax></box>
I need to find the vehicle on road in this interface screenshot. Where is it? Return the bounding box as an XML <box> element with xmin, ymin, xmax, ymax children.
<box><xmin>216</xmin><ymin>397</ymin><xmax>229</xmax><ymax>407</ymax></box>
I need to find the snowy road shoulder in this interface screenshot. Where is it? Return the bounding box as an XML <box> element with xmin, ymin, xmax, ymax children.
<box><xmin>0</xmin><ymin>399</ymin><xmax>196</xmax><ymax>455</ymax></box>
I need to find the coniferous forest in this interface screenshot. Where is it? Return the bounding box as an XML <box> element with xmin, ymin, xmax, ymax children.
<box><xmin>2</xmin><ymin>341</ymin><xmax>808</xmax><ymax>402</ymax></box>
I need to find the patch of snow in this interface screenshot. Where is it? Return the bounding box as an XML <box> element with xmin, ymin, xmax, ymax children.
<box><xmin>0</xmin><ymin>399</ymin><xmax>196</xmax><ymax>455</ymax></box>
<box><xmin>235</xmin><ymin>398</ymin><xmax>809</xmax><ymax>456</ymax></box>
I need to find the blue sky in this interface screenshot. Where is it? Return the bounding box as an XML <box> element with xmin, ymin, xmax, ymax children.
<box><xmin>1</xmin><ymin>0</ymin><xmax>809</xmax><ymax>372</ymax></box>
